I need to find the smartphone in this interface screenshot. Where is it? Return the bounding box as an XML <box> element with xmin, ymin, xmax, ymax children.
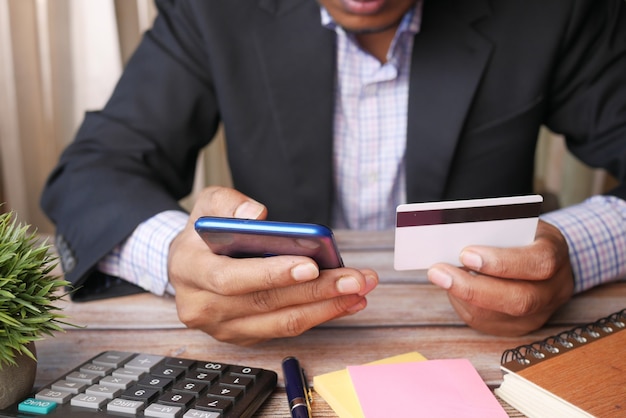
<box><xmin>194</xmin><ymin>217</ymin><xmax>344</xmax><ymax>269</ymax></box>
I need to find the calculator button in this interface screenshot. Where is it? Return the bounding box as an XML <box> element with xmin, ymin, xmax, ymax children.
<box><xmin>194</xmin><ymin>396</ymin><xmax>232</xmax><ymax>414</ymax></box>
<box><xmin>125</xmin><ymin>354</ymin><xmax>165</xmax><ymax>372</ymax></box>
<box><xmin>157</xmin><ymin>391</ymin><xmax>195</xmax><ymax>408</ymax></box>
<box><xmin>165</xmin><ymin>357</ymin><xmax>196</xmax><ymax>370</ymax></box>
<box><xmin>65</xmin><ymin>371</ymin><xmax>101</xmax><ymax>385</ymax></box>
<box><xmin>70</xmin><ymin>393</ymin><xmax>108</xmax><ymax>409</ymax></box>
<box><xmin>206</xmin><ymin>385</ymin><xmax>243</xmax><ymax>402</ymax></box>
<box><xmin>183</xmin><ymin>408</ymin><xmax>221</xmax><ymax>418</ymax></box>
<box><xmin>144</xmin><ymin>403</ymin><xmax>183</xmax><ymax>418</ymax></box>
<box><xmin>221</xmin><ymin>375</ymin><xmax>252</xmax><ymax>389</ymax></box>
<box><xmin>112</xmin><ymin>367</ymin><xmax>145</xmax><ymax>380</ymax></box>
<box><xmin>172</xmin><ymin>380</ymin><xmax>208</xmax><ymax>397</ymax></box>
<box><xmin>196</xmin><ymin>362</ymin><xmax>229</xmax><ymax>375</ymax></box>
<box><xmin>120</xmin><ymin>386</ymin><xmax>160</xmax><ymax>403</ymax></box>
<box><xmin>18</xmin><ymin>398</ymin><xmax>57</xmax><ymax>414</ymax></box>
<box><xmin>151</xmin><ymin>364</ymin><xmax>186</xmax><ymax>380</ymax></box>
<box><xmin>35</xmin><ymin>388</ymin><xmax>73</xmax><ymax>404</ymax></box>
<box><xmin>186</xmin><ymin>371</ymin><xmax>220</xmax><ymax>384</ymax></box>
<box><xmin>92</xmin><ymin>351</ymin><xmax>135</xmax><ymax>368</ymax></box>
<box><xmin>99</xmin><ymin>374</ymin><xmax>134</xmax><ymax>389</ymax></box>
<box><xmin>107</xmin><ymin>398</ymin><xmax>145</xmax><ymax>414</ymax></box>
<box><xmin>85</xmin><ymin>384</ymin><xmax>122</xmax><ymax>399</ymax></box>
<box><xmin>136</xmin><ymin>375</ymin><xmax>173</xmax><ymax>393</ymax></box>
<box><xmin>229</xmin><ymin>365</ymin><xmax>261</xmax><ymax>378</ymax></box>
<box><xmin>80</xmin><ymin>363</ymin><xmax>113</xmax><ymax>376</ymax></box>
<box><xmin>51</xmin><ymin>380</ymin><xmax>87</xmax><ymax>394</ymax></box>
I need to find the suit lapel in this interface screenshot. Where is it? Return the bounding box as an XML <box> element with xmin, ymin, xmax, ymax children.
<box><xmin>253</xmin><ymin>0</ymin><xmax>494</xmax><ymax>216</ymax></box>
<box><xmin>406</xmin><ymin>0</ymin><xmax>493</xmax><ymax>202</ymax></box>
<box><xmin>253</xmin><ymin>0</ymin><xmax>336</xmax><ymax>221</ymax></box>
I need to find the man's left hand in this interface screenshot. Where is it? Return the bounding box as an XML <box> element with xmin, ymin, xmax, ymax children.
<box><xmin>426</xmin><ymin>220</ymin><xmax>574</xmax><ymax>336</ymax></box>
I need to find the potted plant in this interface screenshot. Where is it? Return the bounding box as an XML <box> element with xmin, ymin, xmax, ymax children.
<box><xmin>0</xmin><ymin>209</ymin><xmax>73</xmax><ymax>408</ymax></box>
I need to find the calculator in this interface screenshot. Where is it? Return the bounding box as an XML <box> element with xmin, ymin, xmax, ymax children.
<box><xmin>0</xmin><ymin>351</ymin><xmax>278</xmax><ymax>418</ymax></box>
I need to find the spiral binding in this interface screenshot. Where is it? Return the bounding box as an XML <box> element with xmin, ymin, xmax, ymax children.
<box><xmin>500</xmin><ymin>308</ymin><xmax>626</xmax><ymax>372</ymax></box>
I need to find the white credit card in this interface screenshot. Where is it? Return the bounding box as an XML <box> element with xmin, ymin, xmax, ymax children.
<box><xmin>394</xmin><ymin>195</ymin><xmax>543</xmax><ymax>271</ymax></box>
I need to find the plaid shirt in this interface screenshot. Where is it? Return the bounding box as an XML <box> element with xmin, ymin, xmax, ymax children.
<box><xmin>326</xmin><ymin>4</ymin><xmax>421</xmax><ymax>230</ymax></box>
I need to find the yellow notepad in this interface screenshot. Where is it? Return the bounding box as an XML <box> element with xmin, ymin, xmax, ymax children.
<box><xmin>313</xmin><ymin>351</ymin><xmax>427</xmax><ymax>418</ymax></box>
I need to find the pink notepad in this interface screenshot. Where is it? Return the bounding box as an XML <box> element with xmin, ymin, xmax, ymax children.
<box><xmin>347</xmin><ymin>358</ymin><xmax>507</xmax><ymax>418</ymax></box>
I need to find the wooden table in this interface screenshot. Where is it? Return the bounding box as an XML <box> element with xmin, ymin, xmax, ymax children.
<box><xmin>34</xmin><ymin>230</ymin><xmax>626</xmax><ymax>417</ymax></box>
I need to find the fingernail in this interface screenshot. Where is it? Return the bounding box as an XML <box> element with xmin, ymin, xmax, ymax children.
<box><xmin>346</xmin><ymin>298</ymin><xmax>367</xmax><ymax>314</ymax></box>
<box><xmin>360</xmin><ymin>274</ymin><xmax>378</xmax><ymax>296</ymax></box>
<box><xmin>461</xmin><ymin>250</ymin><xmax>483</xmax><ymax>270</ymax></box>
<box><xmin>336</xmin><ymin>276</ymin><xmax>361</xmax><ymax>294</ymax></box>
<box><xmin>428</xmin><ymin>268</ymin><xmax>453</xmax><ymax>289</ymax></box>
<box><xmin>291</xmin><ymin>262</ymin><xmax>319</xmax><ymax>281</ymax></box>
<box><xmin>234</xmin><ymin>201</ymin><xmax>264</xmax><ymax>219</ymax></box>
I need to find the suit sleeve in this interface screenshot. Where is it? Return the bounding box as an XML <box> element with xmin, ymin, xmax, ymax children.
<box><xmin>40</xmin><ymin>0</ymin><xmax>220</xmax><ymax>287</ymax></box>
<box><xmin>544</xmin><ymin>0</ymin><xmax>626</xmax><ymax>199</ymax></box>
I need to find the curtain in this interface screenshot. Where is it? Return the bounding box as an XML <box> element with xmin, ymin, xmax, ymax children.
<box><xmin>0</xmin><ymin>0</ymin><xmax>134</xmax><ymax>232</ymax></box>
<box><xmin>0</xmin><ymin>0</ymin><xmax>611</xmax><ymax>234</ymax></box>
<box><xmin>0</xmin><ymin>0</ymin><xmax>232</xmax><ymax>233</ymax></box>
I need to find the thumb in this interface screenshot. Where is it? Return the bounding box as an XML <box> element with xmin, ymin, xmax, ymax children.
<box><xmin>234</xmin><ymin>200</ymin><xmax>266</xmax><ymax>220</ymax></box>
<box><xmin>191</xmin><ymin>186</ymin><xmax>267</xmax><ymax>220</ymax></box>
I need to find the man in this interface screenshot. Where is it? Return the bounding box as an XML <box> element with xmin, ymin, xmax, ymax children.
<box><xmin>41</xmin><ymin>0</ymin><xmax>626</xmax><ymax>346</ymax></box>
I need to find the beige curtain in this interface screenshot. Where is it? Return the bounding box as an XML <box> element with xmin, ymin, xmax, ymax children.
<box><xmin>0</xmin><ymin>0</ymin><xmax>612</xmax><ymax>234</ymax></box>
<box><xmin>0</xmin><ymin>0</ymin><xmax>231</xmax><ymax>233</ymax></box>
<box><xmin>535</xmin><ymin>128</ymin><xmax>615</xmax><ymax>210</ymax></box>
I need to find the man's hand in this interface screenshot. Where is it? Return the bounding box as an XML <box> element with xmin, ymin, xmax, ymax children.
<box><xmin>168</xmin><ymin>186</ymin><xmax>378</xmax><ymax>346</ymax></box>
<box><xmin>427</xmin><ymin>220</ymin><xmax>574</xmax><ymax>336</ymax></box>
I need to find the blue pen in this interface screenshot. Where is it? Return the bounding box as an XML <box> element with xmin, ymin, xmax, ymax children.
<box><xmin>282</xmin><ymin>356</ymin><xmax>312</xmax><ymax>418</ymax></box>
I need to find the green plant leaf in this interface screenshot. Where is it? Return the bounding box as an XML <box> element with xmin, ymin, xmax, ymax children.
<box><xmin>0</xmin><ymin>209</ymin><xmax>79</xmax><ymax>368</ymax></box>
<box><xmin>0</xmin><ymin>311</ymin><xmax>22</xmax><ymax>327</ymax></box>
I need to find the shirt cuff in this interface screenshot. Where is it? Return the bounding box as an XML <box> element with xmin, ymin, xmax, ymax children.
<box><xmin>97</xmin><ymin>210</ymin><xmax>188</xmax><ymax>296</ymax></box>
<box><xmin>540</xmin><ymin>195</ymin><xmax>626</xmax><ymax>293</ymax></box>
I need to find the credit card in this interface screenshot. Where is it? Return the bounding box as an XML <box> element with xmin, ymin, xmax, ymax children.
<box><xmin>394</xmin><ymin>195</ymin><xmax>543</xmax><ymax>270</ymax></box>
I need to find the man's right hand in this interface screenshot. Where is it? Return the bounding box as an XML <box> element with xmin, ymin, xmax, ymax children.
<box><xmin>167</xmin><ymin>186</ymin><xmax>379</xmax><ymax>346</ymax></box>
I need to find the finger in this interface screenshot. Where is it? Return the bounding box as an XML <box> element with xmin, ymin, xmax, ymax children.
<box><xmin>183</xmin><ymin>265</ymin><xmax>377</xmax><ymax>321</ymax></box>
<box><xmin>224</xmin><ymin>268</ymin><xmax>378</xmax><ymax>316</ymax></box>
<box><xmin>192</xmin><ymin>254</ymin><xmax>323</xmax><ymax>295</ymax></box>
<box><xmin>202</xmin><ymin>294</ymin><xmax>370</xmax><ymax>345</ymax></box>
<box><xmin>446</xmin><ymin>296</ymin><xmax>548</xmax><ymax>337</ymax></box>
<box><xmin>427</xmin><ymin>264</ymin><xmax>545</xmax><ymax>314</ymax></box>
<box><xmin>175</xmin><ymin>268</ymin><xmax>377</xmax><ymax>331</ymax></box>
<box><xmin>190</xmin><ymin>186</ymin><xmax>267</xmax><ymax>221</ymax></box>
<box><xmin>458</xmin><ymin>221</ymin><xmax>569</xmax><ymax>281</ymax></box>
<box><xmin>429</xmin><ymin>265</ymin><xmax>552</xmax><ymax>337</ymax></box>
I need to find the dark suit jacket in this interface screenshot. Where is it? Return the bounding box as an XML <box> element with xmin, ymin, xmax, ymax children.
<box><xmin>41</xmin><ymin>0</ymin><xmax>626</xmax><ymax>293</ymax></box>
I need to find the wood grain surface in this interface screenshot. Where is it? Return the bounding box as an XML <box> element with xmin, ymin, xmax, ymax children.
<box><xmin>32</xmin><ymin>230</ymin><xmax>626</xmax><ymax>417</ymax></box>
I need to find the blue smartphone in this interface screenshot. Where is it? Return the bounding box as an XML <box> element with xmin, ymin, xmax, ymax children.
<box><xmin>194</xmin><ymin>217</ymin><xmax>344</xmax><ymax>269</ymax></box>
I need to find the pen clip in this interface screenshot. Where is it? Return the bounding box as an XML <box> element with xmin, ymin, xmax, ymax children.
<box><xmin>301</xmin><ymin>366</ymin><xmax>312</xmax><ymax>405</ymax></box>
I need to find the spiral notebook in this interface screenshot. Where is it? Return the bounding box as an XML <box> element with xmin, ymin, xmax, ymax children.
<box><xmin>495</xmin><ymin>308</ymin><xmax>626</xmax><ymax>418</ymax></box>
